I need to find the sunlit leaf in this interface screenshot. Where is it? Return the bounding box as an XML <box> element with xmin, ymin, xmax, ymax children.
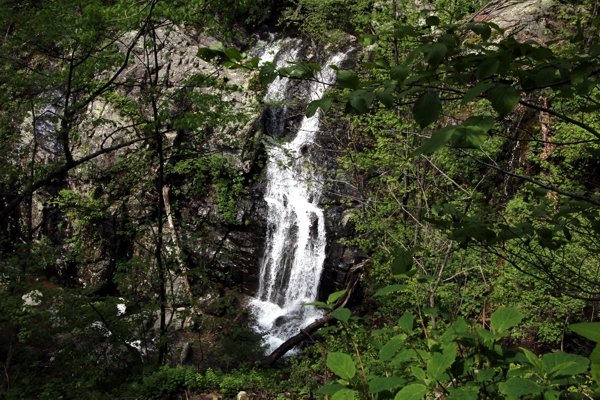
<box><xmin>359</xmin><ymin>34</ymin><xmax>378</xmax><ymax>46</ymax></box>
<box><xmin>318</xmin><ymin>384</ymin><xmax>347</xmax><ymax>395</ymax></box>
<box><xmin>491</xmin><ymin>307</ymin><xmax>524</xmax><ymax>332</ymax></box>
<box><xmin>427</xmin><ymin>346</ymin><xmax>456</xmax><ymax>380</ymax></box>
<box><xmin>394</xmin><ymin>384</ymin><xmax>428</xmax><ymax>400</ymax></box>
<box><xmin>327</xmin><ymin>352</ymin><xmax>356</xmax><ymax>380</ymax></box>
<box><xmin>398</xmin><ymin>312</ymin><xmax>415</xmax><ymax>333</ymax></box>
<box><xmin>331</xmin><ymin>388</ymin><xmax>355</xmax><ymax>400</ymax></box>
<box><xmin>374</xmin><ymin>284</ymin><xmax>408</xmax><ymax>296</ymax></box>
<box><xmin>499</xmin><ymin>378</ymin><xmax>543</xmax><ymax>397</ymax></box>
<box><xmin>380</xmin><ymin>335</ymin><xmax>407</xmax><ymax>361</ymax></box>
<box><xmin>569</xmin><ymin>322</ymin><xmax>600</xmax><ymax>342</ymax></box>
<box><xmin>331</xmin><ymin>308</ymin><xmax>351</xmax><ymax>323</ymax></box>
<box><xmin>369</xmin><ymin>376</ymin><xmax>405</xmax><ymax>393</ymax></box>
<box><xmin>328</xmin><ymin>289</ymin><xmax>347</xmax><ymax>304</ymax></box>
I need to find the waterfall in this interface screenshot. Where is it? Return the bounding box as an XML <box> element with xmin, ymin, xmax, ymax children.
<box><xmin>249</xmin><ymin>38</ymin><xmax>347</xmax><ymax>354</ymax></box>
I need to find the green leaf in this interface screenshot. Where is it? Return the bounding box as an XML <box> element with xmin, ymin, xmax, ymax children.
<box><xmin>320</xmin><ymin>97</ymin><xmax>333</xmax><ymax>114</ymax></box>
<box><xmin>347</xmin><ymin>90</ymin><xmax>375</xmax><ymax>114</ymax></box>
<box><xmin>410</xmin><ymin>366</ymin><xmax>427</xmax><ymax>381</ymax></box>
<box><xmin>331</xmin><ymin>308</ymin><xmax>351</xmax><ymax>323</ymax></box>
<box><xmin>547</xmin><ymin>361</ymin><xmax>578</xmax><ymax>378</ymax></box>
<box><xmin>590</xmin><ymin>344</ymin><xmax>600</xmax><ymax>384</ymax></box>
<box><xmin>197</xmin><ymin>48</ymin><xmax>217</xmax><ymax>62</ymax></box>
<box><xmin>476</xmin><ymin>57</ymin><xmax>499</xmax><ymax>79</ymax></box>
<box><xmin>521</xmin><ymin>347</ymin><xmax>545</xmax><ymax>375</ymax></box>
<box><xmin>569</xmin><ymin>322</ymin><xmax>600</xmax><ymax>342</ymax></box>
<box><xmin>302</xmin><ymin>301</ymin><xmax>332</xmax><ymax>309</ymax></box>
<box><xmin>328</xmin><ymin>290</ymin><xmax>347</xmax><ymax>304</ymax></box>
<box><xmin>490</xmin><ymin>307</ymin><xmax>523</xmax><ymax>332</ymax></box>
<box><xmin>412</xmin><ymin>90</ymin><xmax>442</xmax><ymax>128</ymax></box>
<box><xmin>337</xmin><ymin>70</ymin><xmax>359</xmax><ymax>90</ymax></box>
<box><xmin>446</xmin><ymin>386</ymin><xmax>480</xmax><ymax>400</ymax></box>
<box><xmin>411</xmin><ymin>126</ymin><xmax>456</xmax><ymax>156</ymax></box>
<box><xmin>477</xmin><ymin>369</ymin><xmax>496</xmax><ymax>382</ymax></box>
<box><xmin>462</xmin><ymin>82</ymin><xmax>495</xmax><ymax>104</ymax></box>
<box><xmin>368</xmin><ymin>376</ymin><xmax>405</xmax><ymax>393</ymax></box>
<box><xmin>449</xmin><ymin>125</ymin><xmax>486</xmax><ymax>148</ymax></box>
<box><xmin>376</xmin><ymin>91</ymin><xmax>395</xmax><ymax>108</ymax></box>
<box><xmin>535</xmin><ymin>66</ymin><xmax>557</xmax><ymax>86</ymax></box>
<box><xmin>394</xmin><ymin>25</ymin><xmax>418</xmax><ymax>39</ymax></box>
<box><xmin>224</xmin><ymin>47</ymin><xmax>242</xmax><ymax>62</ymax></box>
<box><xmin>390</xmin><ymin>248</ymin><xmax>413</xmax><ymax>275</ymax></box>
<box><xmin>427</xmin><ymin>346</ymin><xmax>456</xmax><ymax>380</ymax></box>
<box><xmin>452</xmin><ymin>318</ymin><xmax>469</xmax><ymax>334</ymax></box>
<box><xmin>374</xmin><ymin>59</ymin><xmax>390</xmax><ymax>69</ymax></box>
<box><xmin>488</xmin><ymin>84</ymin><xmax>520</xmax><ymax>116</ymax></box>
<box><xmin>499</xmin><ymin>378</ymin><xmax>543</xmax><ymax>397</ymax></box>
<box><xmin>306</xmin><ymin>100</ymin><xmax>320</xmax><ymax>118</ymax></box>
<box><xmin>543</xmin><ymin>390</ymin><xmax>561</xmax><ymax>400</ymax></box>
<box><xmin>390</xmin><ymin>65</ymin><xmax>410</xmax><ymax>81</ymax></box>
<box><xmin>327</xmin><ymin>352</ymin><xmax>356</xmax><ymax>380</ymax></box>
<box><xmin>374</xmin><ymin>284</ymin><xmax>408</xmax><ymax>296</ymax></box>
<box><xmin>422</xmin><ymin>306</ymin><xmax>438</xmax><ymax>316</ymax></box>
<box><xmin>426</xmin><ymin>16</ymin><xmax>440</xmax><ymax>26</ymax></box>
<box><xmin>425</xmin><ymin>43</ymin><xmax>447</xmax><ymax>66</ymax></box>
<box><xmin>394</xmin><ymin>384</ymin><xmax>428</xmax><ymax>400</ymax></box>
<box><xmin>318</xmin><ymin>384</ymin><xmax>347</xmax><ymax>394</ymax></box>
<box><xmin>392</xmin><ymin>349</ymin><xmax>418</xmax><ymax>364</ymax></box>
<box><xmin>245</xmin><ymin>56</ymin><xmax>259</xmax><ymax>69</ymax></box>
<box><xmin>477</xmin><ymin>328</ymin><xmax>505</xmax><ymax>342</ymax></box>
<box><xmin>331</xmin><ymin>388</ymin><xmax>355</xmax><ymax>400</ymax></box>
<box><xmin>455</xmin><ymin>128</ymin><xmax>488</xmax><ymax>149</ymax></box>
<box><xmin>359</xmin><ymin>34</ymin><xmax>378</xmax><ymax>46</ymax></box>
<box><xmin>463</xmin><ymin>115</ymin><xmax>495</xmax><ymax>132</ymax></box>
<box><xmin>259</xmin><ymin>64</ymin><xmax>277</xmax><ymax>86</ymax></box>
<box><xmin>380</xmin><ymin>335</ymin><xmax>407</xmax><ymax>361</ymax></box>
<box><xmin>209</xmin><ymin>42</ymin><xmax>226</xmax><ymax>52</ymax></box>
<box><xmin>398</xmin><ymin>312</ymin><xmax>415</xmax><ymax>333</ymax></box>
<box><xmin>468</xmin><ymin>23</ymin><xmax>492</xmax><ymax>40</ymax></box>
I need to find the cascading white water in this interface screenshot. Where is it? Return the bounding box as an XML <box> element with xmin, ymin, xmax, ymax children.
<box><xmin>249</xmin><ymin>39</ymin><xmax>347</xmax><ymax>354</ymax></box>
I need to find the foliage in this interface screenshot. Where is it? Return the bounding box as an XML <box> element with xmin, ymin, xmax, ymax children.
<box><xmin>281</xmin><ymin>0</ymin><xmax>373</xmax><ymax>46</ymax></box>
<box><xmin>135</xmin><ymin>365</ymin><xmax>282</xmax><ymax>399</ymax></box>
<box><xmin>315</xmin><ymin>291</ymin><xmax>598</xmax><ymax>399</ymax></box>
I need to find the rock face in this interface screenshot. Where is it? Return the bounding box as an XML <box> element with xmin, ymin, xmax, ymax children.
<box><xmin>15</xmin><ymin>23</ymin><xmax>268</xmax><ymax>295</ymax></box>
<box><xmin>471</xmin><ymin>0</ymin><xmax>557</xmax><ymax>40</ymax></box>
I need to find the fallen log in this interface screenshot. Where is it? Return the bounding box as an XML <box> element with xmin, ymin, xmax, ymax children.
<box><xmin>260</xmin><ymin>262</ymin><xmax>364</xmax><ymax>366</ymax></box>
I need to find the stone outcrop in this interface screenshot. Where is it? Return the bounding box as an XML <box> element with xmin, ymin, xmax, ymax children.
<box><xmin>470</xmin><ymin>0</ymin><xmax>558</xmax><ymax>40</ymax></box>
